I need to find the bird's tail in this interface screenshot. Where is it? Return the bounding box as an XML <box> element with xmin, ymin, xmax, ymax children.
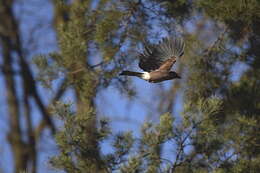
<box><xmin>119</xmin><ymin>71</ymin><xmax>144</xmax><ymax>77</ymax></box>
<box><xmin>156</xmin><ymin>37</ymin><xmax>185</xmax><ymax>59</ymax></box>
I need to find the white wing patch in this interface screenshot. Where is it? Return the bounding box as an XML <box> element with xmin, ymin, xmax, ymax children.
<box><xmin>141</xmin><ymin>72</ymin><xmax>150</xmax><ymax>80</ymax></box>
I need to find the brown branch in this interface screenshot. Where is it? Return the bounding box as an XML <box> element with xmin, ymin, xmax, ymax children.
<box><xmin>0</xmin><ymin>2</ymin><xmax>28</xmax><ymax>172</ymax></box>
<box><xmin>171</xmin><ymin>132</ymin><xmax>190</xmax><ymax>173</ymax></box>
<box><xmin>171</xmin><ymin>118</ymin><xmax>209</xmax><ymax>172</ymax></box>
<box><xmin>0</xmin><ymin>38</ymin><xmax>28</xmax><ymax>173</ymax></box>
<box><xmin>23</xmin><ymin>95</ymin><xmax>37</xmax><ymax>173</ymax></box>
<box><xmin>1</xmin><ymin>0</ymin><xmax>56</xmax><ymax>134</ymax></box>
<box><xmin>204</xmin><ymin>27</ymin><xmax>228</xmax><ymax>55</ymax></box>
<box><xmin>0</xmin><ymin>64</ymin><xmax>20</xmax><ymax>75</ymax></box>
<box><xmin>34</xmin><ymin>78</ymin><xmax>68</xmax><ymax>140</ymax></box>
<box><xmin>50</xmin><ymin>78</ymin><xmax>68</xmax><ymax>104</ymax></box>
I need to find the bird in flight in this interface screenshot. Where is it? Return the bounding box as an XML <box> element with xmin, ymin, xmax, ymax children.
<box><xmin>120</xmin><ymin>37</ymin><xmax>185</xmax><ymax>83</ymax></box>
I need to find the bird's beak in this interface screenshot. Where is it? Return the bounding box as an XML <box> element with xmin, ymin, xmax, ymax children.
<box><xmin>177</xmin><ymin>74</ymin><xmax>181</xmax><ymax>79</ymax></box>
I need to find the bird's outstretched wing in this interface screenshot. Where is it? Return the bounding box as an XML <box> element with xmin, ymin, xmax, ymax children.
<box><xmin>138</xmin><ymin>37</ymin><xmax>184</xmax><ymax>72</ymax></box>
<box><xmin>158</xmin><ymin>58</ymin><xmax>177</xmax><ymax>72</ymax></box>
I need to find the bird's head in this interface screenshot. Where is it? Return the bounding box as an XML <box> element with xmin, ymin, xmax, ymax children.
<box><xmin>169</xmin><ymin>71</ymin><xmax>181</xmax><ymax>79</ymax></box>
